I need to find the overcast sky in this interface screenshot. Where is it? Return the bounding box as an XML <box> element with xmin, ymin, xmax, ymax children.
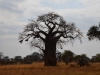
<box><xmin>0</xmin><ymin>0</ymin><xmax>100</xmax><ymax>58</ymax></box>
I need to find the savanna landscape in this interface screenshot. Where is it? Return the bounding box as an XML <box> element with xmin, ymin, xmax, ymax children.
<box><xmin>1</xmin><ymin>0</ymin><xmax>100</xmax><ymax>75</ymax></box>
<box><xmin>1</xmin><ymin>8</ymin><xmax>100</xmax><ymax>75</ymax></box>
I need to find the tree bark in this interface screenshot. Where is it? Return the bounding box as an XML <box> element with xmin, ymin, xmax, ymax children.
<box><xmin>44</xmin><ymin>39</ymin><xmax>57</xmax><ymax>66</ymax></box>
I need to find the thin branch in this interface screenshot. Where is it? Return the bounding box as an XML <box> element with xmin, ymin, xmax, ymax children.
<box><xmin>30</xmin><ymin>41</ymin><xmax>45</xmax><ymax>52</ymax></box>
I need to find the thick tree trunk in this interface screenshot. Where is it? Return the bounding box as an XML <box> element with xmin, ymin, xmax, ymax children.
<box><xmin>44</xmin><ymin>40</ymin><xmax>57</xmax><ymax>66</ymax></box>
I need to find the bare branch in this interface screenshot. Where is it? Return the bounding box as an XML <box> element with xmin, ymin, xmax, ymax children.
<box><xmin>19</xmin><ymin>12</ymin><xmax>83</xmax><ymax>51</ymax></box>
<box><xmin>31</xmin><ymin>43</ymin><xmax>45</xmax><ymax>52</ymax></box>
<box><xmin>44</xmin><ymin>20</ymin><xmax>51</xmax><ymax>29</ymax></box>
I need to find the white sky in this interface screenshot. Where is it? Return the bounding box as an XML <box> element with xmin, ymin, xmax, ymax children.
<box><xmin>0</xmin><ymin>0</ymin><xmax>100</xmax><ymax>58</ymax></box>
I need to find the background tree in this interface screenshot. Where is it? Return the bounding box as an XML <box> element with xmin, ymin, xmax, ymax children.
<box><xmin>3</xmin><ymin>56</ymin><xmax>10</xmax><ymax>61</ymax></box>
<box><xmin>31</xmin><ymin>52</ymin><xmax>41</xmax><ymax>62</ymax></box>
<box><xmin>87</xmin><ymin>22</ymin><xmax>100</xmax><ymax>40</ymax></box>
<box><xmin>76</xmin><ymin>54</ymin><xmax>90</xmax><ymax>67</ymax></box>
<box><xmin>74</xmin><ymin>55</ymin><xmax>81</xmax><ymax>62</ymax></box>
<box><xmin>91</xmin><ymin>53</ymin><xmax>100</xmax><ymax>63</ymax></box>
<box><xmin>23</xmin><ymin>55</ymin><xmax>33</xmax><ymax>64</ymax></box>
<box><xmin>14</xmin><ymin>56</ymin><xmax>22</xmax><ymax>63</ymax></box>
<box><xmin>2</xmin><ymin>56</ymin><xmax>10</xmax><ymax>65</ymax></box>
<box><xmin>91</xmin><ymin>56</ymin><xmax>97</xmax><ymax>63</ymax></box>
<box><xmin>62</xmin><ymin>50</ymin><xmax>75</xmax><ymax>65</ymax></box>
<box><xmin>0</xmin><ymin>52</ymin><xmax>4</xmax><ymax>60</ymax></box>
<box><xmin>56</xmin><ymin>50</ymin><xmax>62</xmax><ymax>62</ymax></box>
<box><xmin>19</xmin><ymin>12</ymin><xmax>82</xmax><ymax>66</ymax></box>
<box><xmin>95</xmin><ymin>54</ymin><xmax>100</xmax><ymax>62</ymax></box>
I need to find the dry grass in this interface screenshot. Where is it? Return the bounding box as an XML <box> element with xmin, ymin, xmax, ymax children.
<box><xmin>0</xmin><ymin>62</ymin><xmax>100</xmax><ymax>75</ymax></box>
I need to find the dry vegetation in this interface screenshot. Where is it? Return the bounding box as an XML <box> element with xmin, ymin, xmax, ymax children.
<box><xmin>0</xmin><ymin>62</ymin><xmax>100</xmax><ymax>75</ymax></box>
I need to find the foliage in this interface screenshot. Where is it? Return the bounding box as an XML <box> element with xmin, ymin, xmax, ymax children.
<box><xmin>91</xmin><ymin>53</ymin><xmax>100</xmax><ymax>63</ymax></box>
<box><xmin>87</xmin><ymin>22</ymin><xmax>100</xmax><ymax>40</ymax></box>
<box><xmin>76</xmin><ymin>54</ymin><xmax>90</xmax><ymax>67</ymax></box>
<box><xmin>62</xmin><ymin>50</ymin><xmax>75</xmax><ymax>64</ymax></box>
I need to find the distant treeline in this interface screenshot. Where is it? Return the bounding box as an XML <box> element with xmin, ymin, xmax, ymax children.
<box><xmin>0</xmin><ymin>50</ymin><xmax>100</xmax><ymax>66</ymax></box>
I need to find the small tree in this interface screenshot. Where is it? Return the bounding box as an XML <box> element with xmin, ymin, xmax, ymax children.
<box><xmin>62</xmin><ymin>50</ymin><xmax>75</xmax><ymax>65</ymax></box>
<box><xmin>3</xmin><ymin>56</ymin><xmax>9</xmax><ymax>60</ymax></box>
<box><xmin>95</xmin><ymin>54</ymin><xmax>100</xmax><ymax>62</ymax></box>
<box><xmin>31</xmin><ymin>52</ymin><xmax>41</xmax><ymax>62</ymax></box>
<box><xmin>87</xmin><ymin>22</ymin><xmax>100</xmax><ymax>40</ymax></box>
<box><xmin>0</xmin><ymin>52</ymin><xmax>4</xmax><ymax>60</ymax></box>
<box><xmin>77</xmin><ymin>54</ymin><xmax>90</xmax><ymax>67</ymax></box>
<box><xmin>91</xmin><ymin>54</ymin><xmax>100</xmax><ymax>63</ymax></box>
<box><xmin>19</xmin><ymin>12</ymin><xmax>82</xmax><ymax>66</ymax></box>
<box><xmin>14</xmin><ymin>56</ymin><xmax>22</xmax><ymax>63</ymax></box>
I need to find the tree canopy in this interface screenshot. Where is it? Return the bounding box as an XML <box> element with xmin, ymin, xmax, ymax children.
<box><xmin>19</xmin><ymin>12</ymin><xmax>82</xmax><ymax>50</ymax></box>
<box><xmin>87</xmin><ymin>22</ymin><xmax>100</xmax><ymax>40</ymax></box>
<box><xmin>62</xmin><ymin>50</ymin><xmax>75</xmax><ymax>65</ymax></box>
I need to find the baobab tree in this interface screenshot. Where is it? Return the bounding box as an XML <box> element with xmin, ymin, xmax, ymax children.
<box><xmin>19</xmin><ymin>12</ymin><xmax>82</xmax><ymax>66</ymax></box>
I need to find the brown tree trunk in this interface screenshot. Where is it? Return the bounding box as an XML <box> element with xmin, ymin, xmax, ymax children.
<box><xmin>44</xmin><ymin>40</ymin><xmax>57</xmax><ymax>66</ymax></box>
